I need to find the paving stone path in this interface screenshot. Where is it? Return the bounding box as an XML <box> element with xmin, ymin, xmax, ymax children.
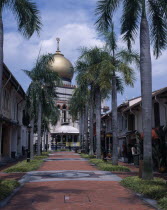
<box><xmin>3</xmin><ymin>152</ymin><xmax>154</xmax><ymax>210</ymax></box>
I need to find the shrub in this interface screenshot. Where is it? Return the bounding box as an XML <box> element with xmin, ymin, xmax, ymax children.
<box><xmin>89</xmin><ymin>159</ymin><xmax>130</xmax><ymax>172</ymax></box>
<box><xmin>89</xmin><ymin>159</ymin><xmax>104</xmax><ymax>165</ymax></box>
<box><xmin>80</xmin><ymin>154</ymin><xmax>96</xmax><ymax>159</ymax></box>
<box><xmin>121</xmin><ymin>176</ymin><xmax>167</xmax><ymax>209</ymax></box>
<box><xmin>4</xmin><ymin>155</ymin><xmax>48</xmax><ymax>173</ymax></box>
<box><xmin>0</xmin><ymin>180</ymin><xmax>20</xmax><ymax>201</ymax></box>
<box><xmin>98</xmin><ymin>163</ymin><xmax>130</xmax><ymax>172</ymax></box>
<box><xmin>159</xmin><ymin>197</ymin><xmax>167</xmax><ymax>210</ymax></box>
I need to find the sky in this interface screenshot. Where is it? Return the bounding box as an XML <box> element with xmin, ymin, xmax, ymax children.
<box><xmin>2</xmin><ymin>0</ymin><xmax>167</xmax><ymax>107</ymax></box>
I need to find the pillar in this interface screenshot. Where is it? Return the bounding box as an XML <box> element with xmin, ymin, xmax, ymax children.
<box><xmin>109</xmin><ymin>137</ymin><xmax>111</xmax><ymax>153</ymax></box>
<box><xmin>30</xmin><ymin>120</ymin><xmax>34</xmax><ymax>159</ymax></box>
<box><xmin>48</xmin><ymin>133</ymin><xmax>51</xmax><ymax>151</ymax></box>
<box><xmin>11</xmin><ymin>127</ymin><xmax>17</xmax><ymax>155</ymax></box>
<box><xmin>17</xmin><ymin>127</ymin><xmax>22</xmax><ymax>156</ymax></box>
<box><xmin>0</xmin><ymin>123</ymin><xmax>2</xmax><ymax>160</ymax></box>
<box><xmin>105</xmin><ymin>136</ymin><xmax>107</xmax><ymax>151</ymax></box>
<box><xmin>61</xmin><ymin>135</ymin><xmax>63</xmax><ymax>143</ymax></box>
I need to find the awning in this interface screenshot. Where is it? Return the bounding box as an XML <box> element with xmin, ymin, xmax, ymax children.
<box><xmin>55</xmin><ymin>125</ymin><xmax>79</xmax><ymax>134</ymax></box>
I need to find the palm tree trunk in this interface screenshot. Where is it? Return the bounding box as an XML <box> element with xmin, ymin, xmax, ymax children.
<box><xmin>112</xmin><ymin>75</ymin><xmax>118</xmax><ymax>165</ymax></box>
<box><xmin>80</xmin><ymin>111</ymin><xmax>84</xmax><ymax>149</ymax></box>
<box><xmin>43</xmin><ymin>129</ymin><xmax>46</xmax><ymax>151</ymax></box>
<box><xmin>46</xmin><ymin>130</ymin><xmax>48</xmax><ymax>152</ymax></box>
<box><xmin>89</xmin><ymin>87</ymin><xmax>94</xmax><ymax>156</ymax></box>
<box><xmin>79</xmin><ymin>113</ymin><xmax>82</xmax><ymax>148</ymax></box>
<box><xmin>82</xmin><ymin>111</ymin><xmax>85</xmax><ymax>149</ymax></box>
<box><xmin>0</xmin><ymin>9</ymin><xmax>3</xmax><ymax>114</ymax></box>
<box><xmin>95</xmin><ymin>87</ymin><xmax>101</xmax><ymax>159</ymax></box>
<box><xmin>84</xmin><ymin>104</ymin><xmax>88</xmax><ymax>153</ymax></box>
<box><xmin>0</xmin><ymin>10</ymin><xmax>3</xmax><ymax>160</ymax></box>
<box><xmin>140</xmin><ymin>5</ymin><xmax>153</xmax><ymax>179</ymax></box>
<box><xmin>30</xmin><ymin>119</ymin><xmax>34</xmax><ymax>160</ymax></box>
<box><xmin>37</xmin><ymin>102</ymin><xmax>42</xmax><ymax>156</ymax></box>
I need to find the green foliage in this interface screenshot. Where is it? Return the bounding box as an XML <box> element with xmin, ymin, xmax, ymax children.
<box><xmin>159</xmin><ymin>197</ymin><xmax>167</xmax><ymax>210</ymax></box>
<box><xmin>69</xmin><ymin>85</ymin><xmax>89</xmax><ymax>120</ymax></box>
<box><xmin>95</xmin><ymin>0</ymin><xmax>167</xmax><ymax>58</ymax></box>
<box><xmin>121</xmin><ymin>176</ymin><xmax>167</xmax><ymax>200</ymax></box>
<box><xmin>136</xmin><ymin>127</ymin><xmax>167</xmax><ymax>170</ymax></box>
<box><xmin>1</xmin><ymin>0</ymin><xmax>42</xmax><ymax>39</ymax></box>
<box><xmin>89</xmin><ymin>159</ymin><xmax>104</xmax><ymax>165</ymax></box>
<box><xmin>0</xmin><ymin>180</ymin><xmax>20</xmax><ymax>201</ymax></box>
<box><xmin>80</xmin><ymin>153</ymin><xmax>96</xmax><ymax>159</ymax></box>
<box><xmin>4</xmin><ymin>155</ymin><xmax>47</xmax><ymax>173</ymax></box>
<box><xmin>24</xmin><ymin>53</ymin><xmax>61</xmax><ymax>130</ymax></box>
<box><xmin>89</xmin><ymin>159</ymin><xmax>130</xmax><ymax>172</ymax></box>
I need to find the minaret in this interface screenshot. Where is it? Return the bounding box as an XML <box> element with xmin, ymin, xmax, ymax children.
<box><xmin>56</xmin><ymin>37</ymin><xmax>61</xmax><ymax>54</ymax></box>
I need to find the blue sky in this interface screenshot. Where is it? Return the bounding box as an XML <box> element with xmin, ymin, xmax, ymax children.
<box><xmin>3</xmin><ymin>0</ymin><xmax>167</xmax><ymax>106</ymax></box>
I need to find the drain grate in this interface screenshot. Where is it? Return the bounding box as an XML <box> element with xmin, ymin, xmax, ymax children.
<box><xmin>64</xmin><ymin>194</ymin><xmax>91</xmax><ymax>203</ymax></box>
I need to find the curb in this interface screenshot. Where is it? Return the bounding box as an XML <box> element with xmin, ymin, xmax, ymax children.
<box><xmin>135</xmin><ymin>193</ymin><xmax>160</xmax><ymax>210</ymax></box>
<box><xmin>0</xmin><ymin>175</ymin><xmax>27</xmax><ymax>208</ymax></box>
<box><xmin>0</xmin><ymin>183</ymin><xmax>24</xmax><ymax>208</ymax></box>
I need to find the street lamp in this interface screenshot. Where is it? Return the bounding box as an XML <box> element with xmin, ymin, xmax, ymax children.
<box><xmin>27</xmin><ymin>124</ymin><xmax>32</xmax><ymax>162</ymax></box>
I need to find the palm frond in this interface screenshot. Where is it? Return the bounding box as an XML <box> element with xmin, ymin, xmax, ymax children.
<box><xmin>121</xmin><ymin>0</ymin><xmax>141</xmax><ymax>49</ymax></box>
<box><xmin>116</xmin><ymin>76</ymin><xmax>124</xmax><ymax>94</ymax></box>
<box><xmin>95</xmin><ymin>0</ymin><xmax>121</xmax><ymax>32</ymax></box>
<box><xmin>116</xmin><ymin>49</ymin><xmax>140</xmax><ymax>69</ymax></box>
<box><xmin>117</xmin><ymin>62</ymin><xmax>136</xmax><ymax>87</ymax></box>
<box><xmin>0</xmin><ymin>0</ymin><xmax>10</xmax><ymax>9</ymax></box>
<box><xmin>158</xmin><ymin>0</ymin><xmax>167</xmax><ymax>18</ymax></box>
<box><xmin>11</xmin><ymin>0</ymin><xmax>42</xmax><ymax>38</ymax></box>
<box><xmin>148</xmin><ymin>0</ymin><xmax>167</xmax><ymax>58</ymax></box>
<box><xmin>103</xmin><ymin>23</ymin><xmax>117</xmax><ymax>55</ymax></box>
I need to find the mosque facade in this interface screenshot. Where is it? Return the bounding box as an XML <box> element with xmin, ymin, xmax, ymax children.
<box><xmin>49</xmin><ymin>39</ymin><xmax>80</xmax><ymax>149</ymax></box>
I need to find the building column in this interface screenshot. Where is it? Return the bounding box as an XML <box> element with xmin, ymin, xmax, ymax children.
<box><xmin>0</xmin><ymin>123</ymin><xmax>2</xmax><ymax>161</ymax></box>
<box><xmin>8</xmin><ymin>126</ymin><xmax>12</xmax><ymax>158</ymax></box>
<box><xmin>11</xmin><ymin>127</ymin><xmax>17</xmax><ymax>157</ymax></box>
<box><xmin>105</xmin><ymin>136</ymin><xmax>107</xmax><ymax>151</ymax></box>
<box><xmin>17</xmin><ymin>127</ymin><xmax>22</xmax><ymax>156</ymax></box>
<box><xmin>109</xmin><ymin>137</ymin><xmax>111</xmax><ymax>153</ymax></box>
<box><xmin>48</xmin><ymin>133</ymin><xmax>51</xmax><ymax>151</ymax></box>
<box><xmin>30</xmin><ymin>120</ymin><xmax>34</xmax><ymax>159</ymax></box>
<box><xmin>61</xmin><ymin>135</ymin><xmax>63</xmax><ymax>144</ymax></box>
<box><xmin>67</xmin><ymin>135</ymin><xmax>69</xmax><ymax>147</ymax></box>
<box><xmin>72</xmin><ymin>135</ymin><xmax>74</xmax><ymax>147</ymax></box>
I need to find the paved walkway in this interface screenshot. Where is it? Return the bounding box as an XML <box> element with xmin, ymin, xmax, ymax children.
<box><xmin>3</xmin><ymin>152</ymin><xmax>154</xmax><ymax>210</ymax></box>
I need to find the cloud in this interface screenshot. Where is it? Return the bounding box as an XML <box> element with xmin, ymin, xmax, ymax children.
<box><xmin>4</xmin><ymin>23</ymin><xmax>103</xmax><ymax>90</ymax></box>
<box><xmin>3</xmin><ymin>0</ymin><xmax>167</xmax><ymax>104</ymax></box>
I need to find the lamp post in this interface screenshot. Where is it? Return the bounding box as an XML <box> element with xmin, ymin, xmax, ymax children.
<box><xmin>27</xmin><ymin>124</ymin><xmax>32</xmax><ymax>162</ymax></box>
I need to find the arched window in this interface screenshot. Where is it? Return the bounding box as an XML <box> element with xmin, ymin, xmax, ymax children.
<box><xmin>62</xmin><ymin>104</ymin><xmax>67</xmax><ymax>122</ymax></box>
<box><xmin>62</xmin><ymin>104</ymin><xmax>67</xmax><ymax>110</ymax></box>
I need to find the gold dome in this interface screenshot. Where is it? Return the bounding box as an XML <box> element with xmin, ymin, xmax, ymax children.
<box><xmin>50</xmin><ymin>51</ymin><xmax>74</xmax><ymax>81</ymax></box>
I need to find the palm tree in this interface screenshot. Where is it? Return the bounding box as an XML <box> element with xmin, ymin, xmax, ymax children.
<box><xmin>103</xmin><ymin>24</ymin><xmax>139</xmax><ymax>165</ymax></box>
<box><xmin>95</xmin><ymin>0</ymin><xmax>167</xmax><ymax>179</ymax></box>
<box><xmin>0</xmin><ymin>0</ymin><xmax>41</xmax><ymax>113</ymax></box>
<box><xmin>24</xmin><ymin>54</ymin><xmax>61</xmax><ymax>156</ymax></box>
<box><xmin>77</xmin><ymin>47</ymin><xmax>115</xmax><ymax>159</ymax></box>
<box><xmin>69</xmin><ymin>83</ymin><xmax>89</xmax><ymax>151</ymax></box>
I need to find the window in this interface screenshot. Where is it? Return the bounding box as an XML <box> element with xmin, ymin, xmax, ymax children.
<box><xmin>63</xmin><ymin>110</ymin><xmax>66</xmax><ymax>122</ymax></box>
<box><xmin>62</xmin><ymin>104</ymin><xmax>67</xmax><ymax>110</ymax></box>
<box><xmin>2</xmin><ymin>89</ymin><xmax>10</xmax><ymax>110</ymax></box>
<box><xmin>128</xmin><ymin>114</ymin><xmax>135</xmax><ymax>131</ymax></box>
<box><xmin>154</xmin><ymin>103</ymin><xmax>160</xmax><ymax>127</ymax></box>
<box><xmin>62</xmin><ymin>104</ymin><xmax>67</xmax><ymax>122</ymax></box>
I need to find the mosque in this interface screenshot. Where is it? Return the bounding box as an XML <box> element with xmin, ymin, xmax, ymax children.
<box><xmin>48</xmin><ymin>38</ymin><xmax>80</xmax><ymax>149</ymax></box>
